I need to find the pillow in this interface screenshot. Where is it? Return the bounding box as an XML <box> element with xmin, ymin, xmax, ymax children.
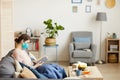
<box><xmin>20</xmin><ymin>66</ymin><xmax>37</xmax><ymax>79</ymax></box>
<box><xmin>0</xmin><ymin>56</ymin><xmax>15</xmax><ymax>78</ymax></box>
<box><xmin>14</xmin><ymin>72</ymin><xmax>21</xmax><ymax>78</ymax></box>
<box><xmin>73</xmin><ymin>37</ymin><xmax>91</xmax><ymax>42</ymax></box>
<box><xmin>74</xmin><ymin>42</ymin><xmax>91</xmax><ymax>50</ymax></box>
<box><xmin>19</xmin><ymin>62</ymin><xmax>48</xmax><ymax>79</ymax></box>
<box><xmin>14</xmin><ymin>60</ymin><xmax>23</xmax><ymax>72</ymax></box>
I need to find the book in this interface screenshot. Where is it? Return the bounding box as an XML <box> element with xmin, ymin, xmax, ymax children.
<box><xmin>35</xmin><ymin>56</ymin><xmax>48</xmax><ymax>63</ymax></box>
<box><xmin>83</xmin><ymin>49</ymin><xmax>91</xmax><ymax>52</ymax></box>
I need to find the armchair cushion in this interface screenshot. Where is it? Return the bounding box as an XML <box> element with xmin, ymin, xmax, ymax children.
<box><xmin>73</xmin><ymin>37</ymin><xmax>91</xmax><ymax>42</ymax></box>
<box><xmin>73</xmin><ymin>50</ymin><xmax>92</xmax><ymax>58</ymax></box>
<box><xmin>74</xmin><ymin>42</ymin><xmax>91</xmax><ymax>50</ymax></box>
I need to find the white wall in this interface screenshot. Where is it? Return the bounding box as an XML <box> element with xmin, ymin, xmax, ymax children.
<box><xmin>13</xmin><ymin>0</ymin><xmax>120</xmax><ymax>61</ymax></box>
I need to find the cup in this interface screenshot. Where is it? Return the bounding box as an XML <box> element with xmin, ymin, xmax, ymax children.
<box><xmin>76</xmin><ymin>70</ymin><xmax>81</xmax><ymax>76</ymax></box>
<box><xmin>72</xmin><ymin>63</ymin><xmax>78</xmax><ymax>71</ymax></box>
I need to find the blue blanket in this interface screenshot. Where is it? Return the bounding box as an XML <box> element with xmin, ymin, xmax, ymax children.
<box><xmin>20</xmin><ymin>62</ymin><xmax>67</xmax><ymax>79</ymax></box>
<box><xmin>36</xmin><ymin>63</ymin><xmax>67</xmax><ymax>79</ymax></box>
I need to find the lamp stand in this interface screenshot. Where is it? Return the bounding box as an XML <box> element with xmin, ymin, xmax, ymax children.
<box><xmin>96</xmin><ymin>21</ymin><xmax>105</xmax><ymax>64</ymax></box>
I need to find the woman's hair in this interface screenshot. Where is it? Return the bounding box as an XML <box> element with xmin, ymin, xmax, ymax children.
<box><xmin>15</xmin><ymin>34</ymin><xmax>30</xmax><ymax>43</ymax></box>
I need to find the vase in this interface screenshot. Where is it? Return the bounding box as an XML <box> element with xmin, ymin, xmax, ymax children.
<box><xmin>112</xmin><ymin>33</ymin><xmax>117</xmax><ymax>39</ymax></box>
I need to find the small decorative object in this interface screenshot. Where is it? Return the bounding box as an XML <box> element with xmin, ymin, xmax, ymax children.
<box><xmin>77</xmin><ymin>61</ymin><xmax>87</xmax><ymax>71</ymax></box>
<box><xmin>72</xmin><ymin>6</ymin><xmax>78</xmax><ymax>13</ymax></box>
<box><xmin>105</xmin><ymin>0</ymin><xmax>116</xmax><ymax>9</ymax></box>
<box><xmin>112</xmin><ymin>33</ymin><xmax>117</xmax><ymax>39</ymax></box>
<box><xmin>71</xmin><ymin>0</ymin><xmax>82</xmax><ymax>4</ymax></box>
<box><xmin>78</xmin><ymin>64</ymin><xmax>86</xmax><ymax>71</ymax></box>
<box><xmin>26</xmin><ymin>27</ymin><xmax>32</xmax><ymax>37</ymax></box>
<box><xmin>85</xmin><ymin>5</ymin><xmax>91</xmax><ymax>13</ymax></box>
<box><xmin>43</xmin><ymin>19</ymin><xmax>64</xmax><ymax>46</ymax></box>
<box><xmin>34</xmin><ymin>29</ymin><xmax>40</xmax><ymax>37</ymax></box>
<box><xmin>107</xmin><ymin>32</ymin><xmax>111</xmax><ymax>38</ymax></box>
<box><xmin>97</xmin><ymin>0</ymin><xmax>100</xmax><ymax>5</ymax></box>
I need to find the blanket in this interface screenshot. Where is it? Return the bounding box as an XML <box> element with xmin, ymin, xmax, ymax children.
<box><xmin>20</xmin><ymin>62</ymin><xmax>67</xmax><ymax>79</ymax></box>
<box><xmin>36</xmin><ymin>63</ymin><xmax>67</xmax><ymax>79</ymax></box>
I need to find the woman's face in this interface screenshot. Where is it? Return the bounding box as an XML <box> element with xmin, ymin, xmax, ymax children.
<box><xmin>21</xmin><ymin>40</ymin><xmax>30</xmax><ymax>50</ymax></box>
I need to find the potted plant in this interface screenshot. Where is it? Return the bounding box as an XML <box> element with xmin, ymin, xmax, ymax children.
<box><xmin>43</xmin><ymin>19</ymin><xmax>65</xmax><ymax>46</ymax></box>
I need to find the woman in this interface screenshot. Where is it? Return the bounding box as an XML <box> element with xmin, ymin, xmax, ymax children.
<box><xmin>12</xmin><ymin>34</ymin><xmax>67</xmax><ymax>79</ymax></box>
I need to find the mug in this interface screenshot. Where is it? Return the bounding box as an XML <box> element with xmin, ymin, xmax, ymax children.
<box><xmin>76</xmin><ymin>70</ymin><xmax>81</xmax><ymax>76</ymax></box>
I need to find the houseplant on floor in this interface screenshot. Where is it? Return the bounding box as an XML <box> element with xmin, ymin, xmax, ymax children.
<box><xmin>43</xmin><ymin>19</ymin><xmax>65</xmax><ymax>46</ymax></box>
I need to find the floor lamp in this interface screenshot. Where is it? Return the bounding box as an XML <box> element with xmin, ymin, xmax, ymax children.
<box><xmin>96</xmin><ymin>12</ymin><xmax>107</xmax><ymax>64</ymax></box>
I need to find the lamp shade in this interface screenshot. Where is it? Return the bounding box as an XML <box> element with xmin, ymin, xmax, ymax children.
<box><xmin>96</xmin><ymin>12</ymin><xmax>107</xmax><ymax>21</ymax></box>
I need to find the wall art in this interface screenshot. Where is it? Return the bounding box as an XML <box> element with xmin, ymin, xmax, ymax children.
<box><xmin>71</xmin><ymin>0</ymin><xmax>82</xmax><ymax>4</ymax></box>
<box><xmin>85</xmin><ymin>5</ymin><xmax>91</xmax><ymax>13</ymax></box>
<box><xmin>72</xmin><ymin>6</ymin><xmax>78</xmax><ymax>13</ymax></box>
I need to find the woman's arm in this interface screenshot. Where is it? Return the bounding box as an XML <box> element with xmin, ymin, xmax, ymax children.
<box><xmin>32</xmin><ymin>61</ymin><xmax>44</xmax><ymax>69</ymax></box>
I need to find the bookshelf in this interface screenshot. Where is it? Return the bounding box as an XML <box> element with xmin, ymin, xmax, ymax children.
<box><xmin>105</xmin><ymin>38</ymin><xmax>120</xmax><ymax>63</ymax></box>
<box><xmin>28</xmin><ymin>37</ymin><xmax>40</xmax><ymax>58</ymax></box>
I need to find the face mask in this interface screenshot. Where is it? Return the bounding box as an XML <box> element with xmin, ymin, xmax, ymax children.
<box><xmin>22</xmin><ymin>43</ymin><xmax>29</xmax><ymax>50</ymax></box>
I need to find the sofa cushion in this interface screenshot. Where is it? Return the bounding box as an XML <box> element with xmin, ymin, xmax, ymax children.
<box><xmin>0</xmin><ymin>56</ymin><xmax>15</xmax><ymax>78</ymax></box>
<box><xmin>74</xmin><ymin>42</ymin><xmax>91</xmax><ymax>50</ymax></box>
<box><xmin>73</xmin><ymin>50</ymin><xmax>92</xmax><ymax>58</ymax></box>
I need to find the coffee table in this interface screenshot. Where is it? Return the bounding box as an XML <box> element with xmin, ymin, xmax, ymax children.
<box><xmin>68</xmin><ymin>66</ymin><xmax>103</xmax><ymax>80</ymax></box>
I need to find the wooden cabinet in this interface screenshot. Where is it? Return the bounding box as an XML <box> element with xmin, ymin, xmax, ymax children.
<box><xmin>106</xmin><ymin>38</ymin><xmax>120</xmax><ymax>63</ymax></box>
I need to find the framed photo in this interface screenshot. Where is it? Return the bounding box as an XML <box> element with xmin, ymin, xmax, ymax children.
<box><xmin>71</xmin><ymin>0</ymin><xmax>82</xmax><ymax>4</ymax></box>
<box><xmin>87</xmin><ymin>0</ymin><xmax>92</xmax><ymax>2</ymax></box>
<box><xmin>85</xmin><ymin>5</ymin><xmax>91</xmax><ymax>13</ymax></box>
<box><xmin>72</xmin><ymin>6</ymin><xmax>78</xmax><ymax>13</ymax></box>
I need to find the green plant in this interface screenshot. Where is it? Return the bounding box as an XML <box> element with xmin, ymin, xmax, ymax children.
<box><xmin>43</xmin><ymin>19</ymin><xmax>64</xmax><ymax>38</ymax></box>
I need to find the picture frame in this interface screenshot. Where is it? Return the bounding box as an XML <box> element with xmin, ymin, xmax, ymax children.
<box><xmin>71</xmin><ymin>0</ymin><xmax>82</xmax><ymax>4</ymax></box>
<box><xmin>85</xmin><ymin>5</ymin><xmax>91</xmax><ymax>13</ymax></box>
<box><xmin>87</xmin><ymin>0</ymin><xmax>92</xmax><ymax>2</ymax></box>
<box><xmin>72</xmin><ymin>6</ymin><xmax>78</xmax><ymax>13</ymax></box>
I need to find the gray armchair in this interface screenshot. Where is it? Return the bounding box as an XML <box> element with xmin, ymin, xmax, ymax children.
<box><xmin>69</xmin><ymin>31</ymin><xmax>96</xmax><ymax>65</ymax></box>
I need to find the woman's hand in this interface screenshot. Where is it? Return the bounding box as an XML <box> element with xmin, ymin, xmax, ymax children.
<box><xmin>33</xmin><ymin>61</ymin><xmax>44</xmax><ymax>69</ymax></box>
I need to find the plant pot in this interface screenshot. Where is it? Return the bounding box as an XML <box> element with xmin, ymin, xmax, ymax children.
<box><xmin>45</xmin><ymin>37</ymin><xmax>56</xmax><ymax>46</ymax></box>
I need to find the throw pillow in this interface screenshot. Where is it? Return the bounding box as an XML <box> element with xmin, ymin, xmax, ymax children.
<box><xmin>20</xmin><ymin>66</ymin><xmax>37</xmax><ymax>79</ymax></box>
<box><xmin>73</xmin><ymin>37</ymin><xmax>91</xmax><ymax>43</ymax></box>
<box><xmin>14</xmin><ymin>60</ymin><xmax>23</xmax><ymax>72</ymax></box>
<box><xmin>14</xmin><ymin>72</ymin><xmax>21</xmax><ymax>78</ymax></box>
<box><xmin>74</xmin><ymin>42</ymin><xmax>91</xmax><ymax>50</ymax></box>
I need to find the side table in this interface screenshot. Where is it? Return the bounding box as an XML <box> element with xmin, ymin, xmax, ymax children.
<box><xmin>43</xmin><ymin>44</ymin><xmax>59</xmax><ymax>62</ymax></box>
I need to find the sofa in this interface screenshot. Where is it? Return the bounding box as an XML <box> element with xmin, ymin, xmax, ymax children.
<box><xmin>0</xmin><ymin>78</ymin><xmax>40</xmax><ymax>80</ymax></box>
<box><xmin>0</xmin><ymin>49</ymin><xmax>15</xmax><ymax>78</ymax></box>
<box><xmin>0</xmin><ymin>49</ymin><xmax>67</xmax><ymax>79</ymax></box>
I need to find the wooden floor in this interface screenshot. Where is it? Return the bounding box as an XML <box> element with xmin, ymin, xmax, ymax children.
<box><xmin>58</xmin><ymin>61</ymin><xmax>120</xmax><ymax>80</ymax></box>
